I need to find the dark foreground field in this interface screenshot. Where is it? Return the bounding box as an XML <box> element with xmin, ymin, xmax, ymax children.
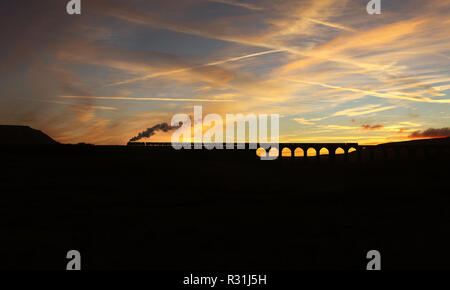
<box><xmin>1</xmin><ymin>144</ymin><xmax>450</xmax><ymax>270</ymax></box>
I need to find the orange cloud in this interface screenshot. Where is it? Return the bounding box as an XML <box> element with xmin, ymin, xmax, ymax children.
<box><xmin>361</xmin><ymin>124</ymin><xmax>384</xmax><ymax>130</ymax></box>
<box><xmin>408</xmin><ymin>128</ymin><xmax>450</xmax><ymax>138</ymax></box>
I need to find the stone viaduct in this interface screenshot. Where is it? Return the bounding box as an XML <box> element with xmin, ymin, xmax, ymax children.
<box><xmin>127</xmin><ymin>141</ymin><xmax>450</xmax><ymax>162</ymax></box>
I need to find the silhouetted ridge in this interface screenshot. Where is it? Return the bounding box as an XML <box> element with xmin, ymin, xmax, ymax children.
<box><xmin>378</xmin><ymin>137</ymin><xmax>450</xmax><ymax>146</ymax></box>
<box><xmin>0</xmin><ymin>125</ymin><xmax>58</xmax><ymax>145</ymax></box>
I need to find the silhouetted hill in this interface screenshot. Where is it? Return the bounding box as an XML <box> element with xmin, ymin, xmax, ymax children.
<box><xmin>378</xmin><ymin>136</ymin><xmax>450</xmax><ymax>146</ymax></box>
<box><xmin>0</xmin><ymin>125</ymin><xmax>58</xmax><ymax>145</ymax></box>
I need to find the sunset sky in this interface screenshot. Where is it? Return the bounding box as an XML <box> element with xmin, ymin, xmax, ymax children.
<box><xmin>1</xmin><ymin>0</ymin><xmax>449</xmax><ymax>145</ymax></box>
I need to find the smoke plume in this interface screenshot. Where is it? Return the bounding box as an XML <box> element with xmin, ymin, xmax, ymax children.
<box><xmin>129</xmin><ymin>122</ymin><xmax>182</xmax><ymax>142</ymax></box>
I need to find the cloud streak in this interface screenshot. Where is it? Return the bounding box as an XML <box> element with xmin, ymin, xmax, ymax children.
<box><xmin>332</xmin><ymin>104</ymin><xmax>397</xmax><ymax>117</ymax></box>
<box><xmin>208</xmin><ymin>0</ymin><xmax>264</xmax><ymax>11</ymax></box>
<box><xmin>408</xmin><ymin>127</ymin><xmax>450</xmax><ymax>138</ymax></box>
<box><xmin>107</xmin><ymin>49</ymin><xmax>285</xmax><ymax>87</ymax></box>
<box><xmin>286</xmin><ymin>79</ymin><xmax>450</xmax><ymax>104</ymax></box>
<box><xmin>361</xmin><ymin>124</ymin><xmax>384</xmax><ymax>130</ymax></box>
<box><xmin>59</xmin><ymin>96</ymin><xmax>235</xmax><ymax>103</ymax></box>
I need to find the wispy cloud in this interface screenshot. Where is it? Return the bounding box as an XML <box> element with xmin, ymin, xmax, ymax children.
<box><xmin>361</xmin><ymin>124</ymin><xmax>384</xmax><ymax>130</ymax></box>
<box><xmin>332</xmin><ymin>104</ymin><xmax>397</xmax><ymax>117</ymax></box>
<box><xmin>59</xmin><ymin>96</ymin><xmax>235</xmax><ymax>103</ymax></box>
<box><xmin>286</xmin><ymin>79</ymin><xmax>450</xmax><ymax>103</ymax></box>
<box><xmin>208</xmin><ymin>0</ymin><xmax>264</xmax><ymax>11</ymax></box>
<box><xmin>304</xmin><ymin>18</ymin><xmax>357</xmax><ymax>32</ymax></box>
<box><xmin>293</xmin><ymin>118</ymin><xmax>316</xmax><ymax>125</ymax></box>
<box><xmin>409</xmin><ymin>127</ymin><xmax>450</xmax><ymax>138</ymax></box>
<box><xmin>38</xmin><ymin>99</ymin><xmax>118</xmax><ymax>111</ymax></box>
<box><xmin>107</xmin><ymin>49</ymin><xmax>285</xmax><ymax>87</ymax></box>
